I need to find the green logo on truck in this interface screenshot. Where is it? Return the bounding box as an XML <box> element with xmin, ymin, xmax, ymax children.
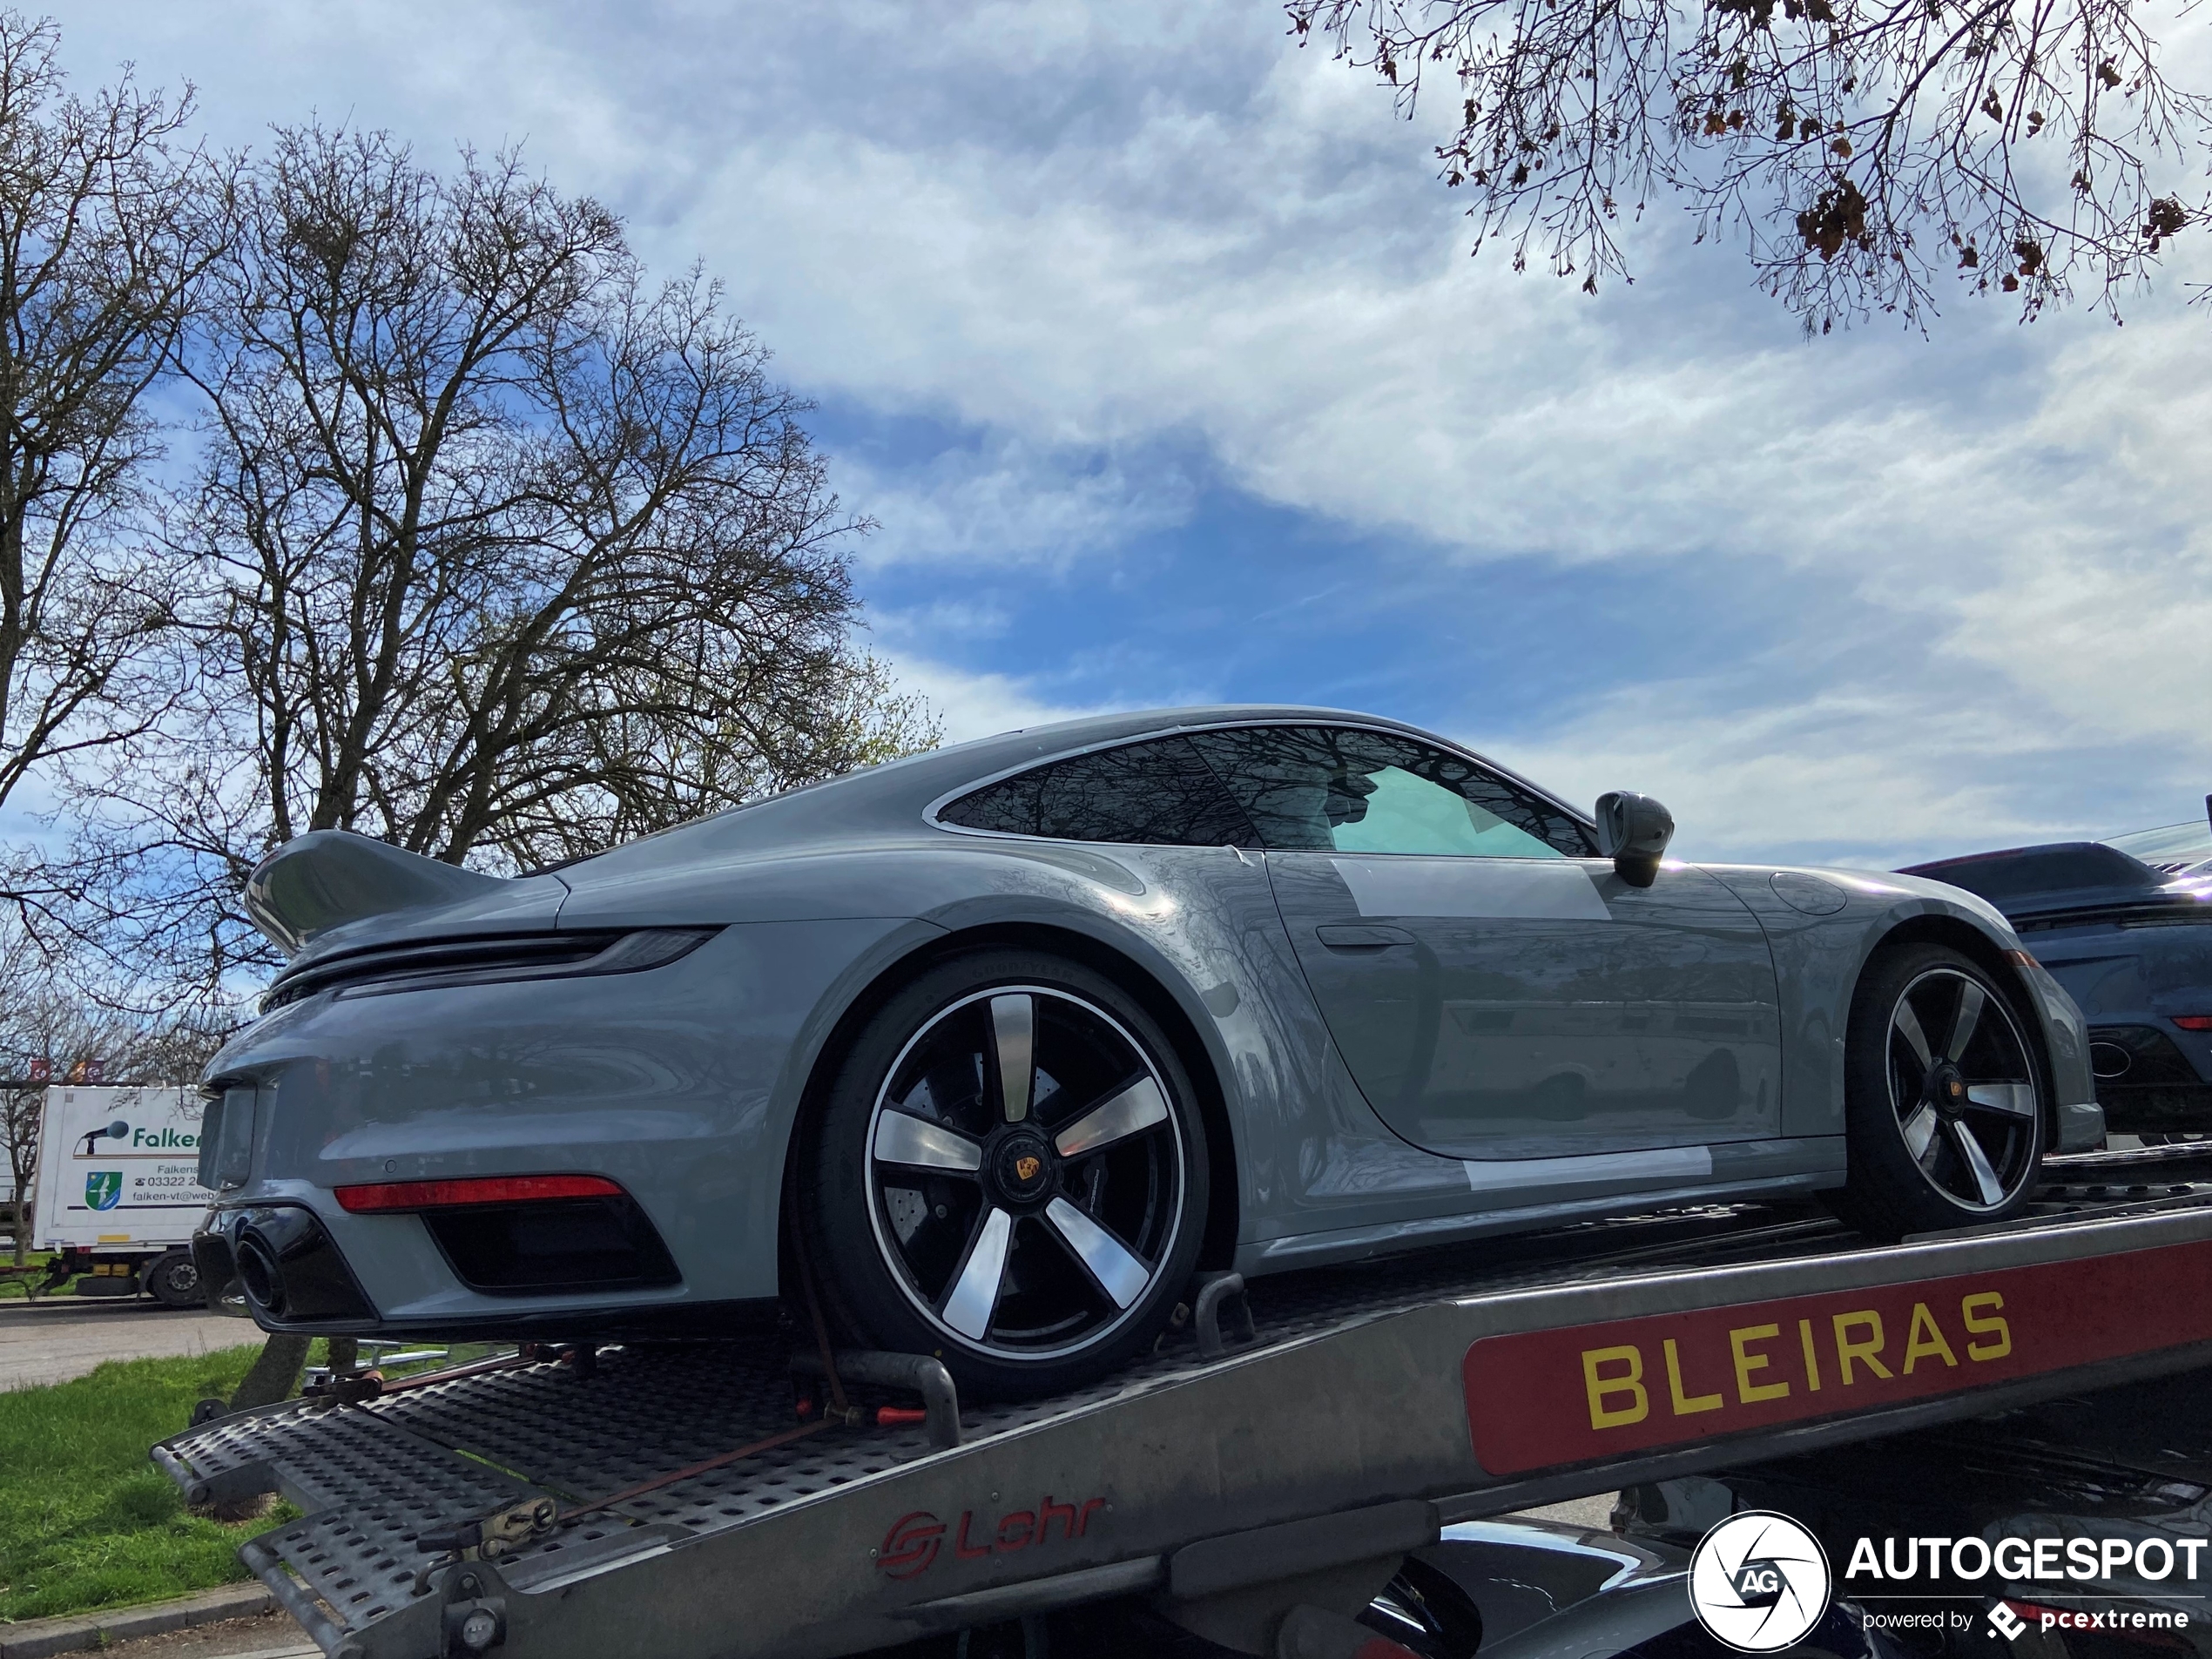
<box><xmin>84</xmin><ymin>1171</ymin><xmax>122</xmax><ymax>1211</ymax></box>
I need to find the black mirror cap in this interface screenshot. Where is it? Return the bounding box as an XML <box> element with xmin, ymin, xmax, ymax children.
<box><xmin>1595</xmin><ymin>791</ymin><xmax>1675</xmax><ymax>888</ymax></box>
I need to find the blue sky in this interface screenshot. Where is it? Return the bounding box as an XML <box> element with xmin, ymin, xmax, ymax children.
<box><xmin>44</xmin><ymin>0</ymin><xmax>2212</xmax><ymax>869</ymax></box>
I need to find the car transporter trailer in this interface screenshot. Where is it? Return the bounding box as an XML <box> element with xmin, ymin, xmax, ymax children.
<box><xmin>151</xmin><ymin>1142</ymin><xmax>2212</xmax><ymax>1659</ymax></box>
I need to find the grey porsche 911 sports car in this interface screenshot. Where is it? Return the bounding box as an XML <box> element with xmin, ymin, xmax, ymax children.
<box><xmin>192</xmin><ymin>707</ymin><xmax>2101</xmax><ymax>1396</ymax></box>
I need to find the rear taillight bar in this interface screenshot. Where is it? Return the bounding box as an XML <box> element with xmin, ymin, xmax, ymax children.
<box><xmin>334</xmin><ymin>1174</ymin><xmax>626</xmax><ymax>1213</ymax></box>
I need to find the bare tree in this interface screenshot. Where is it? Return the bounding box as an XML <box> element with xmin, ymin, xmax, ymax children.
<box><xmin>63</xmin><ymin>126</ymin><xmax>934</xmax><ymax>988</ymax></box>
<box><xmin>0</xmin><ymin>919</ymin><xmax>230</xmax><ymax>1266</ymax></box>
<box><xmin>0</xmin><ymin>13</ymin><xmax>225</xmax><ymax>817</ymax></box>
<box><xmin>0</xmin><ymin>1067</ymin><xmax>41</xmax><ymax>1268</ymax></box>
<box><xmin>1290</xmin><ymin>0</ymin><xmax>2210</xmax><ymax>326</ymax></box>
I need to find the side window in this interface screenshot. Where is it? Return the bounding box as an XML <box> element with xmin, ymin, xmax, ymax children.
<box><xmin>937</xmin><ymin>736</ymin><xmax>1258</xmax><ymax>846</ymax></box>
<box><xmin>1185</xmin><ymin>726</ymin><xmax>1594</xmax><ymax>858</ymax></box>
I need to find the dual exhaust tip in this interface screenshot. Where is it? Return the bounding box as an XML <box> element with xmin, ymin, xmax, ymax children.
<box><xmin>212</xmin><ymin>1205</ymin><xmax>373</xmax><ymax>1324</ymax></box>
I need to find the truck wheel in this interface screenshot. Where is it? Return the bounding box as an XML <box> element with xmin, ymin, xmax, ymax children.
<box><xmin>801</xmin><ymin>949</ymin><xmax>1210</xmax><ymax>1400</ymax></box>
<box><xmin>1831</xmin><ymin>943</ymin><xmax>2047</xmax><ymax>1239</ymax></box>
<box><xmin>145</xmin><ymin>1249</ymin><xmax>204</xmax><ymax>1309</ymax></box>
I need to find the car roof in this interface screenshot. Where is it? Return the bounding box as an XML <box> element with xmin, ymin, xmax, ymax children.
<box><xmin>1892</xmin><ymin>840</ymin><xmax>2212</xmax><ymax>922</ymax></box>
<box><xmin>1900</xmin><ymin>841</ymin><xmax>2161</xmax><ymax>901</ymax></box>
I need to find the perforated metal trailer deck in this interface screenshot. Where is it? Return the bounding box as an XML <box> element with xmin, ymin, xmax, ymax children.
<box><xmin>152</xmin><ymin>1144</ymin><xmax>2212</xmax><ymax>1659</ymax></box>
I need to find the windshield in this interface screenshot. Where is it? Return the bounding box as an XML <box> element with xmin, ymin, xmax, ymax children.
<box><xmin>2104</xmin><ymin>819</ymin><xmax>2212</xmax><ymax>873</ymax></box>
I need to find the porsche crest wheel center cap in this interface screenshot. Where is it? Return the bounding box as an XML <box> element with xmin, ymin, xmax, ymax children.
<box><xmin>1930</xmin><ymin>1062</ymin><xmax>1967</xmax><ymax>1118</ymax></box>
<box><xmin>993</xmin><ymin>1131</ymin><xmax>1055</xmax><ymax>1204</ymax></box>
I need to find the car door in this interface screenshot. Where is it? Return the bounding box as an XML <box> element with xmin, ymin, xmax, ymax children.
<box><xmin>1186</xmin><ymin>725</ymin><xmax>1782</xmax><ymax>1160</ymax></box>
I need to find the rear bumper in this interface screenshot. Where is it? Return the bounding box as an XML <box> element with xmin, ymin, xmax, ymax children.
<box><xmin>2095</xmin><ymin>1082</ymin><xmax>2212</xmax><ymax>1134</ymax></box>
<box><xmin>2087</xmin><ymin>1022</ymin><xmax>2212</xmax><ymax>1133</ymax></box>
<box><xmin>191</xmin><ymin>1192</ymin><xmax>773</xmax><ymax>1343</ymax></box>
<box><xmin>196</xmin><ymin>918</ymin><xmax>917</xmax><ymax>1325</ymax></box>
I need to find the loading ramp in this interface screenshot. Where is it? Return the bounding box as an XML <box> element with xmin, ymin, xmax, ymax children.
<box><xmin>151</xmin><ymin>1144</ymin><xmax>2212</xmax><ymax>1659</ymax></box>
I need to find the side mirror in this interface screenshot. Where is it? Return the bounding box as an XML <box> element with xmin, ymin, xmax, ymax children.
<box><xmin>1595</xmin><ymin>792</ymin><xmax>1675</xmax><ymax>888</ymax></box>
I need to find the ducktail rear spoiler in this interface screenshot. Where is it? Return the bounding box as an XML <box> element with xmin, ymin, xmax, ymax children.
<box><xmin>244</xmin><ymin>830</ymin><xmax>507</xmax><ymax>957</ymax></box>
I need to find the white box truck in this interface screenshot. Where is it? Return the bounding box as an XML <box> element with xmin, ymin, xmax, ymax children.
<box><xmin>31</xmin><ymin>1083</ymin><xmax>213</xmax><ymax>1306</ymax></box>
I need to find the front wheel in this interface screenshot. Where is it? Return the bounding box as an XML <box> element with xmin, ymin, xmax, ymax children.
<box><xmin>1831</xmin><ymin>944</ymin><xmax>2047</xmax><ymax>1239</ymax></box>
<box><xmin>800</xmin><ymin>949</ymin><xmax>1210</xmax><ymax>1399</ymax></box>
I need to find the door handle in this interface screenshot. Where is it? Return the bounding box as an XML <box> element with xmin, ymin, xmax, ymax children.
<box><xmin>1315</xmin><ymin>924</ymin><xmax>1415</xmax><ymax>950</ymax></box>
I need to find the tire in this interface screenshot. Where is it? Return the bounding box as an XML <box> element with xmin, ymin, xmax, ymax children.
<box><xmin>1831</xmin><ymin>943</ymin><xmax>2048</xmax><ymax>1239</ymax></box>
<box><xmin>799</xmin><ymin>948</ymin><xmax>1210</xmax><ymax>1399</ymax></box>
<box><xmin>145</xmin><ymin>1249</ymin><xmax>204</xmax><ymax>1310</ymax></box>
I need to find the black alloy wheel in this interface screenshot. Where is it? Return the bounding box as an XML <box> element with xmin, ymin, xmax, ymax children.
<box><xmin>803</xmin><ymin>950</ymin><xmax>1209</xmax><ymax>1399</ymax></box>
<box><xmin>1833</xmin><ymin>943</ymin><xmax>2047</xmax><ymax>1238</ymax></box>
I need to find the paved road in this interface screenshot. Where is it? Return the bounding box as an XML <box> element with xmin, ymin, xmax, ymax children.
<box><xmin>0</xmin><ymin>1296</ymin><xmax>258</xmax><ymax>1392</ymax></box>
<box><xmin>101</xmin><ymin>1613</ymin><xmax>314</xmax><ymax>1659</ymax></box>
<box><xmin>1518</xmin><ymin>1493</ymin><xmax>1620</xmax><ymax>1532</ymax></box>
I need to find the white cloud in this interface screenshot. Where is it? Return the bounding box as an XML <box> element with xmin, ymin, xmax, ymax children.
<box><xmin>1487</xmin><ymin>685</ymin><xmax>2080</xmax><ymax>870</ymax></box>
<box><xmin>43</xmin><ymin>0</ymin><xmax>2212</xmax><ymax>858</ymax></box>
<box><xmin>879</xmin><ymin>654</ymin><xmax>1107</xmax><ymax>745</ymax></box>
<box><xmin>835</xmin><ymin>435</ymin><xmax>1197</xmax><ymax>572</ymax></box>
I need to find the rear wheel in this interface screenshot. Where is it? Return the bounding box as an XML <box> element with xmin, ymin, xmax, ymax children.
<box><xmin>1831</xmin><ymin>944</ymin><xmax>2047</xmax><ymax>1239</ymax></box>
<box><xmin>801</xmin><ymin>949</ymin><xmax>1209</xmax><ymax>1399</ymax></box>
<box><xmin>145</xmin><ymin>1249</ymin><xmax>203</xmax><ymax>1309</ymax></box>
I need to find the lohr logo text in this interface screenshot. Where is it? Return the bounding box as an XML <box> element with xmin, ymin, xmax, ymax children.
<box><xmin>879</xmin><ymin>1494</ymin><xmax>1106</xmax><ymax>1580</ymax></box>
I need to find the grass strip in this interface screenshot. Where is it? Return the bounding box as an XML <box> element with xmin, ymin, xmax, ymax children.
<box><xmin>0</xmin><ymin>1343</ymin><xmax>286</xmax><ymax>1623</ymax></box>
<box><xmin>0</xmin><ymin>1335</ymin><xmax>510</xmax><ymax>1623</ymax></box>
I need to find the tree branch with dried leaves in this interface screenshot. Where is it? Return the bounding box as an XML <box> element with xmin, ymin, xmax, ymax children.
<box><xmin>1289</xmin><ymin>0</ymin><xmax>2210</xmax><ymax>325</ymax></box>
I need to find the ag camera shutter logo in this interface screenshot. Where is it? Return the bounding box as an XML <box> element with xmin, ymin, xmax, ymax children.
<box><xmin>1690</xmin><ymin>1511</ymin><xmax>1833</xmax><ymax>1652</ymax></box>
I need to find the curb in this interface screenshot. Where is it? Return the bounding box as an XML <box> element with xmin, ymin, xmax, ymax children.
<box><xmin>0</xmin><ymin>1582</ymin><xmax>280</xmax><ymax>1659</ymax></box>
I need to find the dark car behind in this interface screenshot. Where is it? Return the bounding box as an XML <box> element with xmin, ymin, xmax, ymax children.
<box><xmin>1900</xmin><ymin>807</ymin><xmax>2212</xmax><ymax>1138</ymax></box>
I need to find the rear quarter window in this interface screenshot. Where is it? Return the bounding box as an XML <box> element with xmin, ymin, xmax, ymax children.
<box><xmin>936</xmin><ymin>737</ymin><xmax>1258</xmax><ymax>846</ymax></box>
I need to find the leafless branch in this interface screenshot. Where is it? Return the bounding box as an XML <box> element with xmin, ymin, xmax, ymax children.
<box><xmin>51</xmin><ymin>125</ymin><xmax>937</xmax><ymax>997</ymax></box>
<box><xmin>0</xmin><ymin>12</ymin><xmax>229</xmax><ymax>810</ymax></box>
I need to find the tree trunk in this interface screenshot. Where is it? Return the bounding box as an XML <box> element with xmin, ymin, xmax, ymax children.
<box><xmin>228</xmin><ymin>1332</ymin><xmax>311</xmax><ymax>1410</ymax></box>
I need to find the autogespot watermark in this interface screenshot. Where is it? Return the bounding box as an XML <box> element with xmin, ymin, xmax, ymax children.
<box><xmin>1844</xmin><ymin>1534</ymin><xmax>2209</xmax><ymax>1585</ymax></box>
<box><xmin>1690</xmin><ymin>1512</ymin><xmax>1835</xmax><ymax>1653</ymax></box>
<box><xmin>1692</xmin><ymin>1514</ymin><xmax>2202</xmax><ymax>1647</ymax></box>
<box><xmin>1844</xmin><ymin>1531</ymin><xmax>2200</xmax><ymax>1642</ymax></box>
<box><xmin>1843</xmin><ymin>1602</ymin><xmax>2194</xmax><ymax>1642</ymax></box>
